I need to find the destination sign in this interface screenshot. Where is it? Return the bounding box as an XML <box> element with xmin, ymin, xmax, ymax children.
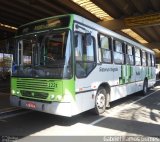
<box><xmin>17</xmin><ymin>16</ymin><xmax>70</xmax><ymax>35</ymax></box>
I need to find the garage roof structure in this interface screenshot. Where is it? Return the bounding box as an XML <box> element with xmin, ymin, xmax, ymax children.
<box><xmin>0</xmin><ymin>0</ymin><xmax>160</xmax><ymax>59</ymax></box>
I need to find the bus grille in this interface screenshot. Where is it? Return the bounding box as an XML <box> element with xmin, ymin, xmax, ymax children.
<box><xmin>21</xmin><ymin>90</ymin><xmax>48</xmax><ymax>99</ymax></box>
<box><xmin>16</xmin><ymin>78</ymin><xmax>61</xmax><ymax>92</ymax></box>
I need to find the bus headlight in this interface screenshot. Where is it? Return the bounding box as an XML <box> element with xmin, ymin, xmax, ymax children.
<box><xmin>11</xmin><ymin>90</ymin><xmax>15</xmax><ymax>95</ymax></box>
<box><xmin>16</xmin><ymin>91</ymin><xmax>20</xmax><ymax>95</ymax></box>
<box><xmin>57</xmin><ymin>95</ymin><xmax>62</xmax><ymax>101</ymax></box>
<box><xmin>50</xmin><ymin>95</ymin><xmax>55</xmax><ymax>100</ymax></box>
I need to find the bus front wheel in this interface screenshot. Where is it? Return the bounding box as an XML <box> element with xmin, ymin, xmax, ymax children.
<box><xmin>94</xmin><ymin>87</ymin><xmax>108</xmax><ymax>115</ymax></box>
<box><xmin>142</xmin><ymin>79</ymin><xmax>148</xmax><ymax>95</ymax></box>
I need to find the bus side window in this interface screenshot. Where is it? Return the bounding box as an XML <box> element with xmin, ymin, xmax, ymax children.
<box><xmin>147</xmin><ymin>53</ymin><xmax>152</xmax><ymax>67</ymax></box>
<box><xmin>142</xmin><ymin>50</ymin><xmax>147</xmax><ymax>66</ymax></box>
<box><xmin>126</xmin><ymin>44</ymin><xmax>134</xmax><ymax>65</ymax></box>
<box><xmin>151</xmin><ymin>54</ymin><xmax>155</xmax><ymax>67</ymax></box>
<box><xmin>98</xmin><ymin>34</ymin><xmax>112</xmax><ymax>63</ymax></box>
<box><xmin>135</xmin><ymin>47</ymin><xmax>141</xmax><ymax>66</ymax></box>
<box><xmin>113</xmin><ymin>40</ymin><xmax>124</xmax><ymax>64</ymax></box>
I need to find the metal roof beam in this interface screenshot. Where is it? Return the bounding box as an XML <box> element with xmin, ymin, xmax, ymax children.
<box><xmin>0</xmin><ymin>6</ymin><xmax>34</xmax><ymax>21</ymax></box>
<box><xmin>55</xmin><ymin>0</ymin><xmax>99</xmax><ymax>22</ymax></box>
<box><xmin>38</xmin><ymin>0</ymin><xmax>67</xmax><ymax>14</ymax></box>
<box><xmin>0</xmin><ymin>0</ymin><xmax>42</xmax><ymax>19</ymax></box>
<box><xmin>99</xmin><ymin>12</ymin><xmax>160</xmax><ymax>30</ymax></box>
<box><xmin>0</xmin><ymin>15</ymin><xmax>24</xmax><ymax>26</ymax></box>
<box><xmin>143</xmin><ymin>42</ymin><xmax>160</xmax><ymax>49</ymax></box>
<box><xmin>98</xmin><ymin>19</ymin><xmax>125</xmax><ymax>31</ymax></box>
<box><xmin>91</xmin><ymin>0</ymin><xmax>122</xmax><ymax>18</ymax></box>
<box><xmin>0</xmin><ymin>25</ymin><xmax>17</xmax><ymax>33</ymax></box>
<box><xmin>14</xmin><ymin>0</ymin><xmax>57</xmax><ymax>16</ymax></box>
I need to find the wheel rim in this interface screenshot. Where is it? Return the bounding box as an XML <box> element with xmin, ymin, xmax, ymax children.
<box><xmin>96</xmin><ymin>92</ymin><xmax>105</xmax><ymax>108</ymax></box>
<box><xmin>144</xmin><ymin>85</ymin><xmax>147</xmax><ymax>93</ymax></box>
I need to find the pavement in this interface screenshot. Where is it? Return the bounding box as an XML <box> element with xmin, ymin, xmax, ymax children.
<box><xmin>0</xmin><ymin>79</ymin><xmax>11</xmax><ymax>110</ymax></box>
<box><xmin>0</xmin><ymin>79</ymin><xmax>22</xmax><ymax>117</ymax></box>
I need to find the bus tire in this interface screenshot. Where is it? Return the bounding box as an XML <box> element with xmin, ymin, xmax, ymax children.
<box><xmin>142</xmin><ymin>79</ymin><xmax>148</xmax><ymax>95</ymax></box>
<box><xmin>94</xmin><ymin>87</ymin><xmax>108</xmax><ymax>115</ymax></box>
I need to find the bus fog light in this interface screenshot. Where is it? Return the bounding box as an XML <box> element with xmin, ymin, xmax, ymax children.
<box><xmin>16</xmin><ymin>91</ymin><xmax>20</xmax><ymax>95</ymax></box>
<box><xmin>57</xmin><ymin>95</ymin><xmax>62</xmax><ymax>101</ymax></box>
<box><xmin>50</xmin><ymin>95</ymin><xmax>55</xmax><ymax>100</ymax></box>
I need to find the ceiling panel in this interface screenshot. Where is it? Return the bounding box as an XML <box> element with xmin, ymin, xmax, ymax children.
<box><xmin>0</xmin><ymin>0</ymin><xmax>159</xmax><ymax>56</ymax></box>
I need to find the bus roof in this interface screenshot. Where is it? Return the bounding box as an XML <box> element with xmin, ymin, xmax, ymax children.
<box><xmin>73</xmin><ymin>14</ymin><xmax>154</xmax><ymax>54</ymax></box>
<box><xmin>17</xmin><ymin>14</ymin><xmax>154</xmax><ymax>54</ymax></box>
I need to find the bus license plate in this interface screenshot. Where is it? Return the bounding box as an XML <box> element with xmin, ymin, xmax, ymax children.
<box><xmin>26</xmin><ymin>102</ymin><xmax>36</xmax><ymax>109</ymax></box>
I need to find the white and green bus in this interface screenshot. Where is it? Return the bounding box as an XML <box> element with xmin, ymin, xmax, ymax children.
<box><xmin>10</xmin><ymin>14</ymin><xmax>156</xmax><ymax>117</ymax></box>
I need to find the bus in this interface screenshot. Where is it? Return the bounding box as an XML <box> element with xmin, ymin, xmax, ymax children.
<box><xmin>10</xmin><ymin>14</ymin><xmax>156</xmax><ymax>117</ymax></box>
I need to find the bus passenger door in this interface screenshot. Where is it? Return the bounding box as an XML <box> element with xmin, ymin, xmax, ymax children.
<box><xmin>74</xmin><ymin>28</ymin><xmax>97</xmax><ymax>112</ymax></box>
<box><xmin>135</xmin><ymin>48</ymin><xmax>143</xmax><ymax>91</ymax></box>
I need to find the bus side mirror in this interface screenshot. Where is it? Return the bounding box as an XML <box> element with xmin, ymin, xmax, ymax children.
<box><xmin>84</xmin><ymin>33</ymin><xmax>92</xmax><ymax>46</ymax></box>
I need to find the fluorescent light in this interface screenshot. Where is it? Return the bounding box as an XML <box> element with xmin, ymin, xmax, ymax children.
<box><xmin>72</xmin><ymin>0</ymin><xmax>149</xmax><ymax>45</ymax></box>
<box><xmin>0</xmin><ymin>23</ymin><xmax>17</xmax><ymax>30</ymax></box>
<box><xmin>71</xmin><ymin>0</ymin><xmax>113</xmax><ymax>20</ymax></box>
<box><xmin>121</xmin><ymin>29</ymin><xmax>148</xmax><ymax>44</ymax></box>
<box><xmin>153</xmin><ymin>48</ymin><xmax>160</xmax><ymax>53</ymax></box>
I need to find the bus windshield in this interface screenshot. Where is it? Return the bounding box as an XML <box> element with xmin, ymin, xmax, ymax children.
<box><xmin>12</xmin><ymin>30</ymin><xmax>72</xmax><ymax>79</ymax></box>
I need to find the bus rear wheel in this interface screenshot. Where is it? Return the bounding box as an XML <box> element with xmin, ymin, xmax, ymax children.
<box><xmin>94</xmin><ymin>87</ymin><xmax>108</xmax><ymax>115</ymax></box>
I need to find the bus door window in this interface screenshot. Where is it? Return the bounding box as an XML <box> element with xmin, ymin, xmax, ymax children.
<box><xmin>18</xmin><ymin>41</ymin><xmax>22</xmax><ymax>66</ymax></box>
<box><xmin>75</xmin><ymin>33</ymin><xmax>83</xmax><ymax>61</ymax></box>
<box><xmin>84</xmin><ymin>35</ymin><xmax>94</xmax><ymax>62</ymax></box>
<box><xmin>74</xmin><ymin>32</ymin><xmax>96</xmax><ymax>78</ymax></box>
<box><xmin>113</xmin><ymin>40</ymin><xmax>124</xmax><ymax>64</ymax></box>
<box><xmin>17</xmin><ymin>37</ymin><xmax>37</xmax><ymax>67</ymax></box>
<box><xmin>99</xmin><ymin>34</ymin><xmax>112</xmax><ymax>63</ymax></box>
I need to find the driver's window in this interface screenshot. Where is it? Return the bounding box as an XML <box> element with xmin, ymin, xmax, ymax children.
<box><xmin>45</xmin><ymin>34</ymin><xmax>64</xmax><ymax>60</ymax></box>
<box><xmin>40</xmin><ymin>32</ymin><xmax>66</xmax><ymax>66</ymax></box>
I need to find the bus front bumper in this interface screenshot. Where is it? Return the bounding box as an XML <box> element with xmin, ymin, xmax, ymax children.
<box><xmin>10</xmin><ymin>96</ymin><xmax>72</xmax><ymax>117</ymax></box>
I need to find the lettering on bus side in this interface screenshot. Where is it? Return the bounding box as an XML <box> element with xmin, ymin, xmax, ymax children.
<box><xmin>136</xmin><ymin>71</ymin><xmax>140</xmax><ymax>76</ymax></box>
<box><xmin>99</xmin><ymin>67</ymin><xmax>118</xmax><ymax>72</ymax></box>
